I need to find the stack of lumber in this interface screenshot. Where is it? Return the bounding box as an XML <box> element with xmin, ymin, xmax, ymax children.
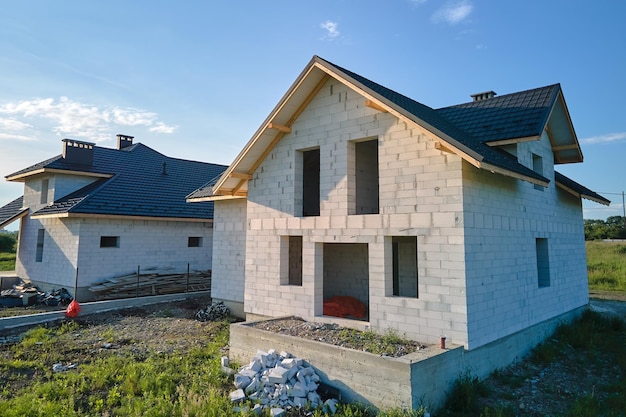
<box><xmin>88</xmin><ymin>269</ymin><xmax>211</xmax><ymax>300</ymax></box>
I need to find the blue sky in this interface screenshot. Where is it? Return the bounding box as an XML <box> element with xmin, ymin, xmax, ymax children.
<box><xmin>1</xmin><ymin>1</ymin><xmax>625</xmax><ymax>227</ymax></box>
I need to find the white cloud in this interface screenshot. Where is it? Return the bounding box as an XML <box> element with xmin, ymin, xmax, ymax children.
<box><xmin>408</xmin><ymin>0</ymin><xmax>427</xmax><ymax>5</ymax></box>
<box><xmin>581</xmin><ymin>132</ymin><xmax>626</xmax><ymax>145</ymax></box>
<box><xmin>149</xmin><ymin>122</ymin><xmax>177</xmax><ymax>134</ymax></box>
<box><xmin>320</xmin><ymin>20</ymin><xmax>340</xmax><ymax>40</ymax></box>
<box><xmin>0</xmin><ymin>132</ymin><xmax>36</xmax><ymax>141</ymax></box>
<box><xmin>0</xmin><ymin>118</ymin><xmax>32</xmax><ymax>131</ymax></box>
<box><xmin>0</xmin><ymin>97</ymin><xmax>174</xmax><ymax>142</ymax></box>
<box><xmin>432</xmin><ymin>0</ymin><xmax>473</xmax><ymax>25</ymax></box>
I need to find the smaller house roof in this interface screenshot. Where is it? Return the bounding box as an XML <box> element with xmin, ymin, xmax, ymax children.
<box><xmin>6</xmin><ymin>142</ymin><xmax>228</xmax><ymax>221</ymax></box>
<box><xmin>554</xmin><ymin>171</ymin><xmax>610</xmax><ymax>205</ymax></box>
<box><xmin>0</xmin><ymin>196</ymin><xmax>28</xmax><ymax>229</ymax></box>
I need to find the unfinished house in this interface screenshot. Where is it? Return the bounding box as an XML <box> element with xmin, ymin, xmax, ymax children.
<box><xmin>188</xmin><ymin>56</ymin><xmax>609</xmax><ymax>350</ymax></box>
<box><xmin>0</xmin><ymin>135</ymin><xmax>226</xmax><ymax>299</ymax></box>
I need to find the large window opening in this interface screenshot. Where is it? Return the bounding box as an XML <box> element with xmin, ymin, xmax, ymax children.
<box><xmin>392</xmin><ymin>236</ymin><xmax>418</xmax><ymax>298</ymax></box>
<box><xmin>35</xmin><ymin>229</ymin><xmax>45</xmax><ymax>262</ymax></box>
<box><xmin>188</xmin><ymin>237</ymin><xmax>203</xmax><ymax>247</ymax></box>
<box><xmin>536</xmin><ymin>238</ymin><xmax>550</xmax><ymax>288</ymax></box>
<box><xmin>322</xmin><ymin>243</ymin><xmax>369</xmax><ymax>321</ymax></box>
<box><xmin>350</xmin><ymin>139</ymin><xmax>379</xmax><ymax>215</ymax></box>
<box><xmin>302</xmin><ymin>148</ymin><xmax>320</xmax><ymax>217</ymax></box>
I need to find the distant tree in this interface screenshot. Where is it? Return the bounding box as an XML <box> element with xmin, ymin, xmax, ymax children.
<box><xmin>584</xmin><ymin>217</ymin><xmax>626</xmax><ymax>240</ymax></box>
<box><xmin>0</xmin><ymin>231</ymin><xmax>17</xmax><ymax>252</ymax></box>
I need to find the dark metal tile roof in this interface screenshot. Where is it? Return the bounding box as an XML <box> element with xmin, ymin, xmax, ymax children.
<box><xmin>436</xmin><ymin>85</ymin><xmax>560</xmax><ymax>144</ymax></box>
<box><xmin>555</xmin><ymin>171</ymin><xmax>611</xmax><ymax>205</ymax></box>
<box><xmin>21</xmin><ymin>143</ymin><xmax>227</xmax><ymax>220</ymax></box>
<box><xmin>0</xmin><ymin>196</ymin><xmax>27</xmax><ymax>229</ymax></box>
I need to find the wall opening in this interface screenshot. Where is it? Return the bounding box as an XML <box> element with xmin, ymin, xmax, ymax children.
<box><xmin>281</xmin><ymin>235</ymin><xmax>303</xmax><ymax>286</ymax></box>
<box><xmin>35</xmin><ymin>229</ymin><xmax>45</xmax><ymax>262</ymax></box>
<box><xmin>532</xmin><ymin>153</ymin><xmax>543</xmax><ymax>191</ymax></box>
<box><xmin>302</xmin><ymin>148</ymin><xmax>320</xmax><ymax>217</ymax></box>
<box><xmin>188</xmin><ymin>237</ymin><xmax>203</xmax><ymax>247</ymax></box>
<box><xmin>536</xmin><ymin>238</ymin><xmax>550</xmax><ymax>288</ymax></box>
<box><xmin>100</xmin><ymin>236</ymin><xmax>120</xmax><ymax>248</ymax></box>
<box><xmin>322</xmin><ymin>243</ymin><xmax>369</xmax><ymax>321</ymax></box>
<box><xmin>392</xmin><ymin>236</ymin><xmax>418</xmax><ymax>298</ymax></box>
<box><xmin>350</xmin><ymin>139</ymin><xmax>379</xmax><ymax>215</ymax></box>
<box><xmin>40</xmin><ymin>179</ymin><xmax>49</xmax><ymax>204</ymax></box>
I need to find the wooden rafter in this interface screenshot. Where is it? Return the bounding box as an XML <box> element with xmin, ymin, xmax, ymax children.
<box><xmin>365</xmin><ymin>100</ymin><xmax>388</xmax><ymax>113</ymax></box>
<box><xmin>230</xmin><ymin>172</ymin><xmax>252</xmax><ymax>180</ymax></box>
<box><xmin>267</xmin><ymin>123</ymin><xmax>291</xmax><ymax>133</ymax></box>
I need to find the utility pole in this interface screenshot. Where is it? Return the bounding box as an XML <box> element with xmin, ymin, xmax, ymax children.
<box><xmin>623</xmin><ymin>191</ymin><xmax>625</xmax><ymax>229</ymax></box>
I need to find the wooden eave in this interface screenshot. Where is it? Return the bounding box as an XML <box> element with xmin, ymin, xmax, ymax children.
<box><xmin>6</xmin><ymin>168</ymin><xmax>113</xmax><ymax>182</ymax></box>
<box><xmin>555</xmin><ymin>181</ymin><xmax>610</xmax><ymax>206</ymax></box>
<box><xmin>30</xmin><ymin>212</ymin><xmax>215</xmax><ymax>222</ymax></box>
<box><xmin>485</xmin><ymin>135</ymin><xmax>541</xmax><ymax>147</ymax></box>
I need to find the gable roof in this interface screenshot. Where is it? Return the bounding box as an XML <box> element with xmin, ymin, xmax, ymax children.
<box><xmin>6</xmin><ymin>142</ymin><xmax>228</xmax><ymax>221</ymax></box>
<box><xmin>0</xmin><ymin>196</ymin><xmax>27</xmax><ymax>229</ymax></box>
<box><xmin>437</xmin><ymin>84</ymin><xmax>582</xmax><ymax>164</ymax></box>
<box><xmin>188</xmin><ymin>56</ymin><xmax>604</xmax><ymax>206</ymax></box>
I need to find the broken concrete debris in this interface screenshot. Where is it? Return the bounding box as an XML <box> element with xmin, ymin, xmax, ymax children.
<box><xmin>52</xmin><ymin>362</ymin><xmax>77</xmax><ymax>372</ymax></box>
<box><xmin>229</xmin><ymin>349</ymin><xmax>340</xmax><ymax>414</ymax></box>
<box><xmin>0</xmin><ymin>282</ymin><xmax>72</xmax><ymax>308</ymax></box>
<box><xmin>195</xmin><ymin>301</ymin><xmax>229</xmax><ymax>321</ymax></box>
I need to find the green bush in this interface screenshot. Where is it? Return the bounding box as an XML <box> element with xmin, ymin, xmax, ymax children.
<box><xmin>0</xmin><ymin>232</ymin><xmax>17</xmax><ymax>252</ymax></box>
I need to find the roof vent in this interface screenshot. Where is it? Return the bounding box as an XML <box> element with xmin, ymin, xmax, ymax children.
<box><xmin>470</xmin><ymin>91</ymin><xmax>497</xmax><ymax>102</ymax></box>
<box><xmin>162</xmin><ymin>162</ymin><xmax>168</xmax><ymax>175</ymax></box>
<box><xmin>62</xmin><ymin>139</ymin><xmax>95</xmax><ymax>166</ymax></box>
<box><xmin>117</xmin><ymin>134</ymin><xmax>134</xmax><ymax>150</ymax></box>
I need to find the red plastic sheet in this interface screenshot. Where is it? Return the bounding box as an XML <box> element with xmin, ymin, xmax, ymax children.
<box><xmin>65</xmin><ymin>300</ymin><xmax>81</xmax><ymax>318</ymax></box>
<box><xmin>323</xmin><ymin>295</ymin><xmax>367</xmax><ymax>319</ymax></box>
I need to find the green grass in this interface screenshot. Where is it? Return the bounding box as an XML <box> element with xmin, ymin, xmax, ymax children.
<box><xmin>0</xmin><ymin>251</ymin><xmax>16</xmax><ymax>271</ymax></box>
<box><xmin>437</xmin><ymin>311</ymin><xmax>626</xmax><ymax>417</ymax></box>
<box><xmin>586</xmin><ymin>241</ymin><xmax>626</xmax><ymax>294</ymax></box>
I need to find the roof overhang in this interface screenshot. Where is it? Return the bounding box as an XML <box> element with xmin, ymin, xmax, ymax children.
<box><xmin>555</xmin><ymin>181</ymin><xmax>610</xmax><ymax>205</ymax></box>
<box><xmin>6</xmin><ymin>168</ymin><xmax>112</xmax><ymax>182</ymax></box>
<box><xmin>545</xmin><ymin>91</ymin><xmax>583</xmax><ymax>164</ymax></box>
<box><xmin>0</xmin><ymin>208</ymin><xmax>28</xmax><ymax>229</ymax></box>
<box><xmin>30</xmin><ymin>212</ymin><xmax>214</xmax><ymax>222</ymax></box>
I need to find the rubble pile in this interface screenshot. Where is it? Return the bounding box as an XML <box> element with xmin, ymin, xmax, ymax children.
<box><xmin>195</xmin><ymin>301</ymin><xmax>229</xmax><ymax>321</ymax></box>
<box><xmin>0</xmin><ymin>282</ymin><xmax>73</xmax><ymax>308</ymax></box>
<box><xmin>229</xmin><ymin>349</ymin><xmax>339</xmax><ymax>415</ymax></box>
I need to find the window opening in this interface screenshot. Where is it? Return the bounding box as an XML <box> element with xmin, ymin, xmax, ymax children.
<box><xmin>288</xmin><ymin>236</ymin><xmax>303</xmax><ymax>286</ymax></box>
<box><xmin>100</xmin><ymin>236</ymin><xmax>120</xmax><ymax>248</ymax></box>
<box><xmin>40</xmin><ymin>179</ymin><xmax>49</xmax><ymax>204</ymax></box>
<box><xmin>532</xmin><ymin>153</ymin><xmax>543</xmax><ymax>191</ymax></box>
<box><xmin>302</xmin><ymin>149</ymin><xmax>320</xmax><ymax>216</ymax></box>
<box><xmin>188</xmin><ymin>237</ymin><xmax>203</xmax><ymax>247</ymax></box>
<box><xmin>392</xmin><ymin>236</ymin><xmax>418</xmax><ymax>297</ymax></box>
<box><xmin>536</xmin><ymin>238</ymin><xmax>550</xmax><ymax>287</ymax></box>
<box><xmin>352</xmin><ymin>139</ymin><xmax>379</xmax><ymax>214</ymax></box>
<box><xmin>35</xmin><ymin>229</ymin><xmax>45</xmax><ymax>262</ymax></box>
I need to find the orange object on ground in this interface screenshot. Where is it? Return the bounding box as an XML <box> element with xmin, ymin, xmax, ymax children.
<box><xmin>65</xmin><ymin>299</ymin><xmax>81</xmax><ymax>318</ymax></box>
<box><xmin>323</xmin><ymin>295</ymin><xmax>367</xmax><ymax>319</ymax></box>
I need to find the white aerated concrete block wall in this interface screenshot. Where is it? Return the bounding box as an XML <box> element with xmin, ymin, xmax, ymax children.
<box><xmin>18</xmin><ymin>215</ymin><xmax>214</xmax><ymax>296</ymax></box>
<box><xmin>462</xmin><ymin>133</ymin><xmax>588</xmax><ymax>349</ymax></box>
<box><xmin>244</xmin><ymin>79</ymin><xmax>469</xmax><ymax>346</ymax></box>
<box><xmin>211</xmin><ymin>199</ymin><xmax>247</xmax><ymax>313</ymax></box>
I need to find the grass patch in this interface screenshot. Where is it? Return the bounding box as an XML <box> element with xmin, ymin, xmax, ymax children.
<box><xmin>586</xmin><ymin>241</ymin><xmax>626</xmax><ymax>293</ymax></box>
<box><xmin>0</xmin><ymin>251</ymin><xmax>16</xmax><ymax>271</ymax></box>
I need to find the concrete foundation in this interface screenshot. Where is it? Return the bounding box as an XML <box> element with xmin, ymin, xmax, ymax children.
<box><xmin>229</xmin><ymin>305</ymin><xmax>585</xmax><ymax>411</ymax></box>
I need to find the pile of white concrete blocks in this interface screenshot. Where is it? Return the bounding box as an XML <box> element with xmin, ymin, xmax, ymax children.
<box><xmin>229</xmin><ymin>349</ymin><xmax>339</xmax><ymax>415</ymax></box>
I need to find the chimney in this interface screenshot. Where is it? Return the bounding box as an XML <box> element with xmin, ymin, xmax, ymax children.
<box><xmin>62</xmin><ymin>139</ymin><xmax>94</xmax><ymax>166</ymax></box>
<box><xmin>470</xmin><ymin>90</ymin><xmax>497</xmax><ymax>102</ymax></box>
<box><xmin>116</xmin><ymin>134</ymin><xmax>134</xmax><ymax>150</ymax></box>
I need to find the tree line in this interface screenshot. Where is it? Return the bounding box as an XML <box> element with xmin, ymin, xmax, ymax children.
<box><xmin>585</xmin><ymin>216</ymin><xmax>626</xmax><ymax>241</ymax></box>
<box><xmin>0</xmin><ymin>230</ymin><xmax>18</xmax><ymax>252</ymax></box>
